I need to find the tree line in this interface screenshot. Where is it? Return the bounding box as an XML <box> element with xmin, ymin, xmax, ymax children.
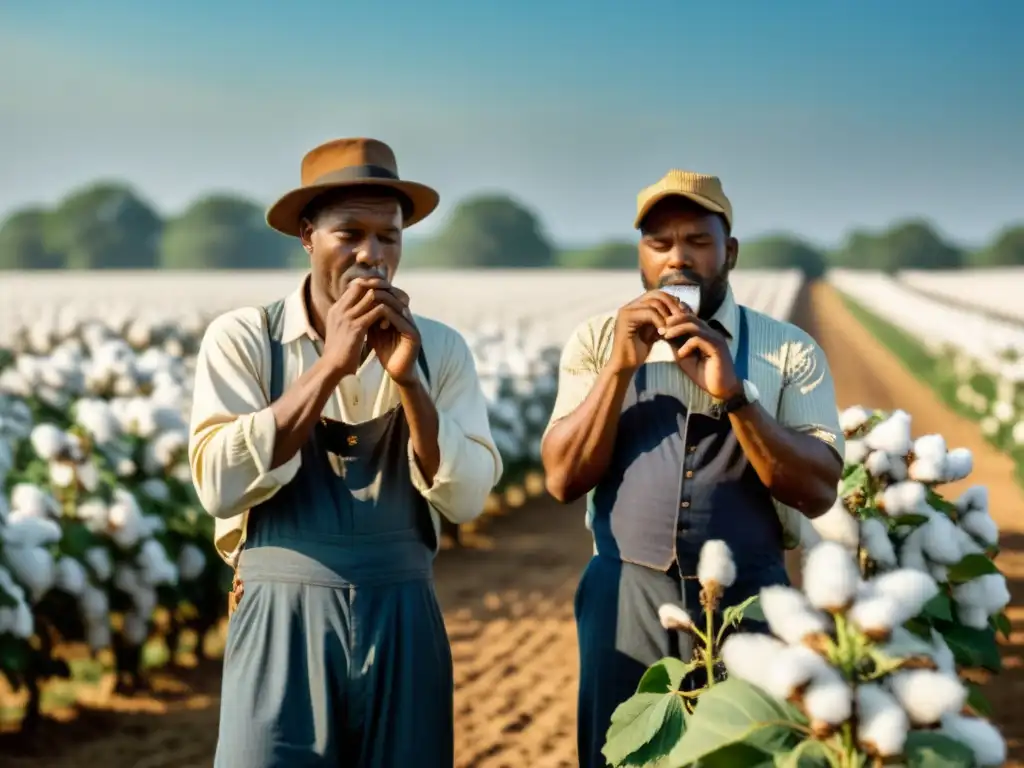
<box><xmin>1</xmin><ymin>181</ymin><xmax>1022</xmax><ymax>273</ymax></box>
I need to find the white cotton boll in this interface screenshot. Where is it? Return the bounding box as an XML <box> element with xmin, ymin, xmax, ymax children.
<box><xmin>1</xmin><ymin>515</ymin><xmax>62</xmax><ymax>548</ymax></box>
<box><xmin>803</xmin><ymin>677</ymin><xmax>853</xmax><ymax>726</ymax></box>
<box><xmin>76</xmin><ymin>499</ymin><xmax>110</xmax><ymax>533</ymax></box>
<box><xmin>899</xmin><ymin>528</ymin><xmax>930</xmax><ymax>573</ymax></box>
<box><xmin>845</xmin><ymin>439</ymin><xmax>870</xmax><ymax>465</ymax></box>
<box><xmin>170</xmin><ymin>463</ymin><xmax>192</xmax><ymax>484</ymax></box>
<box><xmin>993</xmin><ymin>399</ymin><xmax>1015</xmax><ymax>423</ymax></box>
<box><xmin>908</xmin><ymin>455</ymin><xmax>947</xmax><ymax>483</ymax></box>
<box><xmin>116</xmin><ymin>457</ymin><xmax>137</xmax><ymax>477</ymax></box>
<box><xmin>803</xmin><ymin>541</ymin><xmax>860</xmax><ymax>612</ymax></box>
<box><xmin>132</xmin><ymin>585</ymin><xmax>158</xmax><ymax>616</ymax></box>
<box><xmin>767</xmin><ymin>645</ymin><xmax>835</xmax><ymax>700</ymax></box>
<box><xmin>80</xmin><ymin>583</ymin><xmax>109</xmax><ymax>624</ymax></box>
<box><xmin>140</xmin><ymin>515</ymin><xmax>166</xmax><ymax>537</ymax></box>
<box><xmin>177</xmin><ymin>544</ymin><xmax>207</xmax><ymax>581</ymax></box>
<box><xmin>54</xmin><ymin>556</ymin><xmax>87</xmax><ymax>596</ymax></box>
<box><xmin>76</xmin><ymin>462</ymin><xmax>100</xmax><ymax>493</ymax></box>
<box><xmin>12</xmin><ymin>600</ymin><xmax>34</xmax><ymax>638</ymax></box>
<box><xmin>49</xmin><ymin>460</ymin><xmax>76</xmax><ymax>488</ymax></box>
<box><xmin>720</xmin><ymin>633</ymin><xmax>787</xmax><ymax>693</ymax></box>
<box><xmin>870</xmin><ymin>570</ymin><xmax>940</xmax><ymax>624</ymax></box>
<box><xmin>928</xmin><ymin>561</ymin><xmax>950</xmax><ymax>584</ymax></box>
<box><xmin>697</xmin><ymin>540</ymin><xmax>736</xmax><ymax>588</ymax></box>
<box><xmin>960</xmin><ymin>511</ymin><xmax>999</xmax><ymax>548</ymax></box>
<box><xmin>957</xmin><ymin>605</ymin><xmax>990</xmax><ymax>631</ymax></box>
<box><xmin>29</xmin><ymin>423</ymin><xmax>67</xmax><ymax>460</ymax></box>
<box><xmin>864</xmin><ymin>410</ymin><xmax>913</xmax><ymax>455</ymax></box>
<box><xmin>122</xmin><ymin>612</ymin><xmax>149</xmax><ymax>645</ymax></box>
<box><xmin>865</xmin><ymin>451</ymin><xmax>897</xmax><ymax>479</ymax></box>
<box><xmin>888</xmin><ymin>670</ymin><xmax>967</xmax><ymax>726</ymax></box>
<box><xmin>759</xmin><ymin>585</ymin><xmax>830</xmax><ymax>644</ymax></box>
<box><xmin>73</xmin><ymin>398</ymin><xmax>121</xmax><ymax>444</ymax></box>
<box><xmin>861</xmin><ymin>518</ymin><xmax>898</xmax><ymax>569</ymax></box>
<box><xmin>810</xmin><ymin>501</ymin><xmax>860</xmax><ymax>549</ymax></box>
<box><xmin>955</xmin><ymin>485</ymin><xmax>988</xmax><ymax>515</ymax></box>
<box><xmin>929</xmin><ymin>629</ymin><xmax>957</xmax><ymax>676</ymax></box>
<box><xmin>940</xmin><ymin>714</ymin><xmax>1007</xmax><ymax>767</ymax></box>
<box><xmin>913</xmin><ymin>434</ymin><xmax>947</xmax><ymax>463</ymax></box>
<box><xmin>0</xmin><ymin>368</ymin><xmax>32</xmax><ymax>397</ymax></box>
<box><xmin>879</xmin><ymin>482</ymin><xmax>928</xmax><ymax>516</ymax></box>
<box><xmin>848</xmin><ymin>595</ymin><xmax>903</xmax><ymax>639</ymax></box>
<box><xmin>799</xmin><ymin>515</ymin><xmax>823</xmax><ymax>550</ymax></box>
<box><xmin>113</xmin><ymin>563</ymin><xmax>140</xmax><ymax>596</ymax></box>
<box><xmin>86</xmin><ymin>621</ymin><xmax>112</xmax><ymax>651</ymax></box>
<box><xmin>952</xmin><ymin>573</ymin><xmax>1011</xmax><ymax>621</ymax></box>
<box><xmin>839</xmin><ymin>405</ymin><xmax>872</xmax><ymax>435</ymax></box>
<box><xmin>658</xmin><ymin>603</ymin><xmax>694</xmax><ymax>631</ymax></box>
<box><xmin>11</xmin><ymin>483</ymin><xmax>59</xmax><ymax>518</ymax></box>
<box><xmin>920</xmin><ymin>514</ymin><xmax>967</xmax><ymax>565</ymax></box>
<box><xmin>942</xmin><ymin>448</ymin><xmax>973</xmax><ymax>482</ymax></box>
<box><xmin>144</xmin><ymin>429</ymin><xmax>189</xmax><ymax>474</ymax></box>
<box><xmin>5</xmin><ymin>546</ymin><xmax>56</xmax><ymax>602</ymax></box>
<box><xmin>140</xmin><ymin>478</ymin><xmax>171</xmax><ymax>503</ymax></box>
<box><xmin>857</xmin><ymin>684</ymin><xmax>909</xmax><ymax>757</ymax></box>
<box><xmin>108</xmin><ymin>491</ymin><xmax>144</xmax><ymax>549</ymax></box>
<box><xmin>84</xmin><ymin>546</ymin><xmax>113</xmax><ymax>582</ymax></box>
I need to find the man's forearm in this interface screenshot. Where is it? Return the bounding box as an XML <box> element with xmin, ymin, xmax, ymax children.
<box><xmin>397</xmin><ymin>378</ymin><xmax>441</xmax><ymax>484</ymax></box>
<box><xmin>728</xmin><ymin>402</ymin><xmax>842</xmax><ymax>517</ymax></box>
<box><xmin>541</xmin><ymin>366</ymin><xmax>635</xmax><ymax>503</ymax></box>
<box><xmin>269</xmin><ymin>357</ymin><xmax>345</xmax><ymax>469</ymax></box>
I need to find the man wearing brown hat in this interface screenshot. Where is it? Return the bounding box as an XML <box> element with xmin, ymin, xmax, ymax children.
<box><xmin>541</xmin><ymin>170</ymin><xmax>844</xmax><ymax>766</ymax></box>
<box><xmin>188</xmin><ymin>137</ymin><xmax>503</xmax><ymax>767</ymax></box>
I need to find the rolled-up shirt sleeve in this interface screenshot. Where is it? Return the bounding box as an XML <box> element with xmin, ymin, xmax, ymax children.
<box><xmin>543</xmin><ymin>315</ymin><xmax>609</xmax><ymax>438</ymax></box>
<box><xmin>777</xmin><ymin>330</ymin><xmax>845</xmax><ymax>461</ymax></box>
<box><xmin>407</xmin><ymin>325</ymin><xmax>503</xmax><ymax>524</ymax></box>
<box><xmin>188</xmin><ymin>308</ymin><xmax>301</xmax><ymax>521</ymax></box>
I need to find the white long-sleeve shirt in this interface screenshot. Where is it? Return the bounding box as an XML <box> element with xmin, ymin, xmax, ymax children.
<box><xmin>187</xmin><ymin>274</ymin><xmax>504</xmax><ymax>565</ymax></box>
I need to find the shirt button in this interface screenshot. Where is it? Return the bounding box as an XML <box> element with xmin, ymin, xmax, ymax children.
<box><xmin>685</xmin><ymin>470</ymin><xmax>694</xmax><ymax>479</ymax></box>
<box><xmin>680</xmin><ymin>501</ymin><xmax>690</xmax><ymax>508</ymax></box>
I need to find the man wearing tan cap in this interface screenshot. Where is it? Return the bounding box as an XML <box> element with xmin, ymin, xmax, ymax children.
<box><xmin>541</xmin><ymin>170</ymin><xmax>844</xmax><ymax>766</ymax></box>
<box><xmin>188</xmin><ymin>137</ymin><xmax>503</xmax><ymax>767</ymax></box>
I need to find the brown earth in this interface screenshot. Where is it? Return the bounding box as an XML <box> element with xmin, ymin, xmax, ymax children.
<box><xmin>3</xmin><ymin>281</ymin><xmax>1022</xmax><ymax>767</ymax></box>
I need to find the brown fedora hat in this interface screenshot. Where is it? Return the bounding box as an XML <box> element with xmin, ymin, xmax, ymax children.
<box><xmin>266</xmin><ymin>137</ymin><xmax>440</xmax><ymax>236</ymax></box>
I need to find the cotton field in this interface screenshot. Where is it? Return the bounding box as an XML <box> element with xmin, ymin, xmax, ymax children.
<box><xmin>829</xmin><ymin>269</ymin><xmax>1024</xmax><ymax>488</ymax></box>
<box><xmin>900</xmin><ymin>268</ymin><xmax>1024</xmax><ymax>323</ymax></box>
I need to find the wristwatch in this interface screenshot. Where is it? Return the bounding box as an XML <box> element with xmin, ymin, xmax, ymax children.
<box><xmin>718</xmin><ymin>380</ymin><xmax>759</xmax><ymax>415</ymax></box>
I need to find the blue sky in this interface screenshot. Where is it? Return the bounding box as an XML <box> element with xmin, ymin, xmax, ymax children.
<box><xmin>0</xmin><ymin>0</ymin><xmax>1021</xmax><ymax>248</ymax></box>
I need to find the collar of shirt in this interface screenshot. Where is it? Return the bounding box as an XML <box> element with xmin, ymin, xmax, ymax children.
<box><xmin>647</xmin><ymin>284</ymin><xmax>741</xmax><ymax>364</ymax></box>
<box><xmin>280</xmin><ymin>272</ymin><xmax>323</xmax><ymax>345</ymax></box>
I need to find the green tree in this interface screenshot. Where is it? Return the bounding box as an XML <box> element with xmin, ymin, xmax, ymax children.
<box><xmin>408</xmin><ymin>194</ymin><xmax>554</xmax><ymax>268</ymax></box>
<box><xmin>45</xmin><ymin>182</ymin><xmax>163</xmax><ymax>269</ymax></box>
<box><xmin>0</xmin><ymin>208</ymin><xmax>63</xmax><ymax>269</ymax></box>
<box><xmin>739</xmin><ymin>234</ymin><xmax>828</xmax><ymax>279</ymax></box>
<box><xmin>557</xmin><ymin>240</ymin><xmax>636</xmax><ymax>269</ymax></box>
<box><xmin>160</xmin><ymin>194</ymin><xmax>296</xmax><ymax>269</ymax></box>
<box><xmin>831</xmin><ymin>219</ymin><xmax>964</xmax><ymax>273</ymax></box>
<box><xmin>969</xmin><ymin>225</ymin><xmax>1024</xmax><ymax>267</ymax></box>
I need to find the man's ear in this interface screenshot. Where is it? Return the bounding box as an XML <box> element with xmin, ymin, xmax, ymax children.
<box><xmin>298</xmin><ymin>219</ymin><xmax>314</xmax><ymax>253</ymax></box>
<box><xmin>725</xmin><ymin>236</ymin><xmax>739</xmax><ymax>270</ymax></box>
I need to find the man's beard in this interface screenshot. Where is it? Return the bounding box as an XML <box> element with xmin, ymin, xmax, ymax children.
<box><xmin>642</xmin><ymin>268</ymin><xmax>729</xmax><ymax>320</ymax></box>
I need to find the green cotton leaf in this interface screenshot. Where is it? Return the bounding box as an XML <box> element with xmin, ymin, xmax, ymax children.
<box><xmin>925</xmin><ymin>489</ymin><xmax>959</xmax><ymax>517</ymax></box>
<box><xmin>839</xmin><ymin>465</ymin><xmax>868</xmax><ymax>497</ymax></box>
<box><xmin>603</xmin><ymin>692</ymin><xmax>685</xmax><ymax>766</ymax></box>
<box><xmin>772</xmin><ymin>739</ymin><xmax>835</xmax><ymax>768</ymax></box>
<box><xmin>868</xmin><ymin>648</ymin><xmax>917</xmax><ymax>677</ymax></box>
<box><xmin>902</xmin><ymin>731</ymin><xmax>975</xmax><ymax>767</ymax></box>
<box><xmin>637</xmin><ymin>657</ymin><xmax>699</xmax><ymax>694</ymax></box>
<box><xmin>665</xmin><ymin>677</ymin><xmax>806</xmax><ymax>768</ymax></box>
<box><xmin>723</xmin><ymin>594</ymin><xmax>763</xmax><ymax>630</ymax></box>
<box><xmin>941</xmin><ymin>624</ymin><xmax>1003</xmax><ymax>673</ymax></box>
<box><xmin>991</xmin><ymin>611</ymin><xmax>1012</xmax><ymax>640</ymax></box>
<box><xmin>965</xmin><ymin>682</ymin><xmax>993</xmax><ymax>717</ymax></box>
<box><xmin>921</xmin><ymin>593</ymin><xmax>954</xmax><ymax>622</ymax></box>
<box><xmin>890</xmin><ymin>513</ymin><xmax>931</xmax><ymax>528</ymax></box>
<box><xmin>946</xmin><ymin>553</ymin><xmax>999</xmax><ymax>583</ymax></box>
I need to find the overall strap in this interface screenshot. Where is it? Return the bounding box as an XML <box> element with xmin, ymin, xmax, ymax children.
<box><xmin>416</xmin><ymin>345</ymin><xmax>431</xmax><ymax>387</ymax></box>
<box><xmin>260</xmin><ymin>299</ymin><xmax>287</xmax><ymax>403</ymax></box>
<box><xmin>734</xmin><ymin>306</ymin><xmax>750</xmax><ymax>382</ymax></box>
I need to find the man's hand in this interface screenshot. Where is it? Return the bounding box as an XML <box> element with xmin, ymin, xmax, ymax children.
<box><xmin>609</xmin><ymin>290</ymin><xmax>687</xmax><ymax>375</ymax></box>
<box><xmin>363</xmin><ymin>281</ymin><xmax>422</xmax><ymax>386</ymax></box>
<box><xmin>321</xmin><ymin>277</ymin><xmax>414</xmax><ymax>378</ymax></box>
<box><xmin>661</xmin><ymin>306</ymin><xmax>741</xmax><ymax>400</ymax></box>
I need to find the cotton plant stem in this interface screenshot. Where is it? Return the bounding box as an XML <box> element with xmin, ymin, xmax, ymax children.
<box><xmin>704</xmin><ymin>606</ymin><xmax>716</xmax><ymax>688</ymax></box>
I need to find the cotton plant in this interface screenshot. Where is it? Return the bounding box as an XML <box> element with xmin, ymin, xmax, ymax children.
<box><xmin>664</xmin><ymin>542</ymin><xmax>1006</xmax><ymax>768</ymax></box>
<box><xmin>803</xmin><ymin>406</ymin><xmax>1011</xmax><ymax>699</ymax></box>
<box><xmin>601</xmin><ymin>540</ymin><xmax>762</xmax><ymax>767</ymax></box>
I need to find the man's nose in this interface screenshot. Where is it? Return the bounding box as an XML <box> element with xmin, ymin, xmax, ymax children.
<box><xmin>354</xmin><ymin>237</ymin><xmax>384</xmax><ymax>266</ymax></box>
<box><xmin>665</xmin><ymin>242</ymin><xmax>692</xmax><ymax>269</ymax></box>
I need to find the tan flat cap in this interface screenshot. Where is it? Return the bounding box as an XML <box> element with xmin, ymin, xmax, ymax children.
<box><xmin>634</xmin><ymin>169</ymin><xmax>733</xmax><ymax>230</ymax></box>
